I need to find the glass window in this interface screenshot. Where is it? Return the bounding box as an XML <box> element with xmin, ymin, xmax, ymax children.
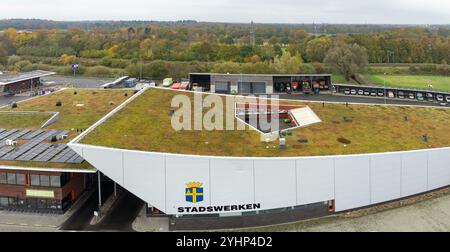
<box><xmin>37</xmin><ymin>199</ymin><xmax>47</xmax><ymax>209</ymax></box>
<box><xmin>30</xmin><ymin>175</ymin><xmax>40</xmax><ymax>186</ymax></box>
<box><xmin>39</xmin><ymin>175</ymin><xmax>50</xmax><ymax>187</ymax></box>
<box><xmin>7</xmin><ymin>173</ymin><xmax>16</xmax><ymax>185</ymax></box>
<box><xmin>8</xmin><ymin>197</ymin><xmax>17</xmax><ymax>206</ymax></box>
<box><xmin>0</xmin><ymin>197</ymin><xmax>8</xmax><ymax>207</ymax></box>
<box><xmin>50</xmin><ymin>176</ymin><xmax>61</xmax><ymax>187</ymax></box>
<box><xmin>0</xmin><ymin>173</ymin><xmax>6</xmax><ymax>184</ymax></box>
<box><xmin>16</xmin><ymin>174</ymin><xmax>25</xmax><ymax>185</ymax></box>
<box><xmin>27</xmin><ymin>198</ymin><xmax>37</xmax><ymax>209</ymax></box>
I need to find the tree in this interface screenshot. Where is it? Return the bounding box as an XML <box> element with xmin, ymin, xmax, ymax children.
<box><xmin>60</xmin><ymin>54</ymin><xmax>77</xmax><ymax>65</ymax></box>
<box><xmin>272</xmin><ymin>52</ymin><xmax>303</xmax><ymax>74</ymax></box>
<box><xmin>324</xmin><ymin>42</ymin><xmax>368</xmax><ymax>80</ymax></box>
<box><xmin>305</xmin><ymin>36</ymin><xmax>333</xmax><ymax>62</ymax></box>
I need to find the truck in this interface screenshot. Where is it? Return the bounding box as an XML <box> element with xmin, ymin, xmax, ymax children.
<box><xmin>302</xmin><ymin>80</ymin><xmax>312</xmax><ymax>94</ymax></box>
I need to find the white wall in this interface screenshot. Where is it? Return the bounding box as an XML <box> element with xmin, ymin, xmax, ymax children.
<box><xmin>69</xmin><ymin>143</ymin><xmax>450</xmax><ymax>215</ymax></box>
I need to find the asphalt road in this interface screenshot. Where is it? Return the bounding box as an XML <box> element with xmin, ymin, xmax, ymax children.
<box><xmin>0</xmin><ymin>95</ymin><xmax>30</xmax><ymax>107</ymax></box>
<box><xmin>41</xmin><ymin>75</ymin><xmax>114</xmax><ymax>88</ymax></box>
<box><xmin>60</xmin><ymin>180</ymin><xmax>144</xmax><ymax>232</ymax></box>
<box><xmin>87</xmin><ymin>191</ymin><xmax>144</xmax><ymax>232</ymax></box>
<box><xmin>60</xmin><ymin>180</ymin><xmax>113</xmax><ymax>231</ymax></box>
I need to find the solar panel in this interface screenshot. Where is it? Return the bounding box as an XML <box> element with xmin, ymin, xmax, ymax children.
<box><xmin>0</xmin><ymin>129</ymin><xmax>6</xmax><ymax>134</ymax></box>
<box><xmin>50</xmin><ymin>147</ymin><xmax>77</xmax><ymax>163</ymax></box>
<box><xmin>1</xmin><ymin>130</ymin><xmax>58</xmax><ymax>161</ymax></box>
<box><xmin>22</xmin><ymin>129</ymin><xmax>44</xmax><ymax>140</ymax></box>
<box><xmin>0</xmin><ymin>146</ymin><xmax>15</xmax><ymax>158</ymax></box>
<box><xmin>16</xmin><ymin>143</ymin><xmax>52</xmax><ymax>161</ymax></box>
<box><xmin>66</xmin><ymin>154</ymin><xmax>84</xmax><ymax>164</ymax></box>
<box><xmin>33</xmin><ymin>144</ymin><xmax>66</xmax><ymax>162</ymax></box>
<box><xmin>0</xmin><ymin>129</ymin><xmax>18</xmax><ymax>141</ymax></box>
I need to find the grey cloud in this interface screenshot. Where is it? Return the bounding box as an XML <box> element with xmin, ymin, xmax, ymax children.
<box><xmin>0</xmin><ymin>0</ymin><xmax>448</xmax><ymax>24</ymax></box>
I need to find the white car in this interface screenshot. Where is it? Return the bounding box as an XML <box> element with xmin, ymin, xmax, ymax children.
<box><xmin>358</xmin><ymin>90</ymin><xmax>364</xmax><ymax>95</ymax></box>
<box><xmin>446</xmin><ymin>96</ymin><xmax>450</xmax><ymax>103</ymax></box>
<box><xmin>351</xmin><ymin>89</ymin><xmax>357</xmax><ymax>95</ymax></box>
<box><xmin>437</xmin><ymin>95</ymin><xmax>444</xmax><ymax>102</ymax></box>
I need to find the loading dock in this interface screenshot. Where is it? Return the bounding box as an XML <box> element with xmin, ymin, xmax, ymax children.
<box><xmin>189</xmin><ymin>73</ymin><xmax>332</xmax><ymax>95</ymax></box>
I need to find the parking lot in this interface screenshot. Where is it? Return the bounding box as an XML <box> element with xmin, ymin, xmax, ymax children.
<box><xmin>334</xmin><ymin>84</ymin><xmax>450</xmax><ymax>105</ymax></box>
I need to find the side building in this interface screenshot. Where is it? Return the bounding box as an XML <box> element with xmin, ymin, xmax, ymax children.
<box><xmin>0</xmin><ymin>70</ymin><xmax>55</xmax><ymax>96</ymax></box>
<box><xmin>189</xmin><ymin>73</ymin><xmax>332</xmax><ymax>94</ymax></box>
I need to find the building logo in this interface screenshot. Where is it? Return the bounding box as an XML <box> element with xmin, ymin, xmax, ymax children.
<box><xmin>185</xmin><ymin>182</ymin><xmax>204</xmax><ymax>203</ymax></box>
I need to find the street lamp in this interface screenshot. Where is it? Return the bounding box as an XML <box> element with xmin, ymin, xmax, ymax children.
<box><xmin>384</xmin><ymin>72</ymin><xmax>387</xmax><ymax>105</ymax></box>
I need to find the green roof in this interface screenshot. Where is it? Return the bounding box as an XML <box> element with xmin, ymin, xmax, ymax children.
<box><xmin>80</xmin><ymin>88</ymin><xmax>450</xmax><ymax>157</ymax></box>
<box><xmin>0</xmin><ymin>88</ymin><xmax>132</xmax><ymax>170</ymax></box>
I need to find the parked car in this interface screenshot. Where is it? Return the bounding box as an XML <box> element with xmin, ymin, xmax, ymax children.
<box><xmin>364</xmin><ymin>90</ymin><xmax>370</xmax><ymax>96</ymax></box>
<box><xmin>180</xmin><ymin>81</ymin><xmax>190</xmax><ymax>90</ymax></box>
<box><xmin>437</xmin><ymin>94</ymin><xmax>444</xmax><ymax>102</ymax></box>
<box><xmin>409</xmin><ymin>93</ymin><xmax>415</xmax><ymax>99</ymax></box>
<box><xmin>388</xmin><ymin>91</ymin><xmax>395</xmax><ymax>98</ymax></box>
<box><xmin>163</xmin><ymin>78</ymin><xmax>174</xmax><ymax>87</ymax></box>
<box><xmin>171</xmin><ymin>82</ymin><xmax>182</xmax><ymax>89</ymax></box>
<box><xmin>370</xmin><ymin>90</ymin><xmax>377</xmax><ymax>96</ymax></box>
<box><xmin>426</xmin><ymin>93</ymin><xmax>434</xmax><ymax>101</ymax></box>
<box><xmin>351</xmin><ymin>89</ymin><xmax>357</xmax><ymax>95</ymax></box>
<box><xmin>416</xmin><ymin>93</ymin><xmax>424</xmax><ymax>101</ymax></box>
<box><xmin>377</xmin><ymin>90</ymin><xmax>385</xmax><ymax>97</ymax></box>
<box><xmin>446</xmin><ymin>96</ymin><xmax>450</xmax><ymax>103</ymax></box>
<box><xmin>344</xmin><ymin>89</ymin><xmax>351</xmax><ymax>95</ymax></box>
<box><xmin>358</xmin><ymin>89</ymin><xmax>364</xmax><ymax>95</ymax></box>
<box><xmin>398</xmin><ymin>91</ymin><xmax>405</xmax><ymax>99</ymax></box>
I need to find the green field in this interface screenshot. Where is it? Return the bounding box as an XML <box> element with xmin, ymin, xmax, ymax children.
<box><xmin>368</xmin><ymin>75</ymin><xmax>450</xmax><ymax>92</ymax></box>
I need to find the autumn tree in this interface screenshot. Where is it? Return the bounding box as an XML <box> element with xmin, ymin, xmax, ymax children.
<box><xmin>60</xmin><ymin>54</ymin><xmax>77</xmax><ymax>65</ymax></box>
<box><xmin>305</xmin><ymin>36</ymin><xmax>333</xmax><ymax>62</ymax></box>
<box><xmin>324</xmin><ymin>42</ymin><xmax>368</xmax><ymax>80</ymax></box>
<box><xmin>272</xmin><ymin>52</ymin><xmax>303</xmax><ymax>74</ymax></box>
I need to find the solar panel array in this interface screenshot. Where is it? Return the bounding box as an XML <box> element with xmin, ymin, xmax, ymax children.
<box><xmin>50</xmin><ymin>147</ymin><xmax>77</xmax><ymax>163</ymax></box>
<box><xmin>22</xmin><ymin>129</ymin><xmax>44</xmax><ymax>140</ymax></box>
<box><xmin>0</xmin><ymin>129</ymin><xmax>18</xmax><ymax>141</ymax></box>
<box><xmin>34</xmin><ymin>144</ymin><xmax>66</xmax><ymax>162</ymax></box>
<box><xmin>16</xmin><ymin>143</ymin><xmax>52</xmax><ymax>162</ymax></box>
<box><xmin>0</xmin><ymin>130</ymin><xmax>31</xmax><ymax>148</ymax></box>
<box><xmin>0</xmin><ymin>129</ymin><xmax>85</xmax><ymax>165</ymax></box>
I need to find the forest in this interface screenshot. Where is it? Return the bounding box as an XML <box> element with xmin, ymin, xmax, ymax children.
<box><xmin>0</xmin><ymin>19</ymin><xmax>449</xmax><ymax>79</ymax></box>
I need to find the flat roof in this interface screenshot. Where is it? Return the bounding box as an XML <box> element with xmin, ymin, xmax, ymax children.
<box><xmin>79</xmin><ymin>88</ymin><xmax>450</xmax><ymax>157</ymax></box>
<box><xmin>0</xmin><ymin>70</ymin><xmax>56</xmax><ymax>86</ymax></box>
<box><xmin>0</xmin><ymin>88</ymin><xmax>132</xmax><ymax>170</ymax></box>
<box><xmin>189</xmin><ymin>73</ymin><xmax>332</xmax><ymax>77</ymax></box>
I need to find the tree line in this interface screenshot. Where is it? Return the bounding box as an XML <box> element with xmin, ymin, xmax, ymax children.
<box><xmin>0</xmin><ymin>21</ymin><xmax>449</xmax><ymax>80</ymax></box>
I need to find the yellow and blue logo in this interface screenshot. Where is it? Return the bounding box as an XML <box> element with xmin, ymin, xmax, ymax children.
<box><xmin>185</xmin><ymin>182</ymin><xmax>204</xmax><ymax>203</ymax></box>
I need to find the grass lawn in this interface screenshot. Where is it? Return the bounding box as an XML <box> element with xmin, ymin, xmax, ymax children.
<box><xmin>81</xmin><ymin>88</ymin><xmax>450</xmax><ymax>157</ymax></box>
<box><xmin>368</xmin><ymin>75</ymin><xmax>450</xmax><ymax>92</ymax></box>
<box><xmin>0</xmin><ymin>89</ymin><xmax>130</xmax><ymax>135</ymax></box>
<box><xmin>0</xmin><ymin>113</ymin><xmax>51</xmax><ymax>129</ymax></box>
<box><xmin>331</xmin><ymin>74</ymin><xmax>348</xmax><ymax>84</ymax></box>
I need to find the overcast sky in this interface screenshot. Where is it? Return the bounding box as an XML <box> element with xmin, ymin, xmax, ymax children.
<box><xmin>0</xmin><ymin>0</ymin><xmax>449</xmax><ymax>24</ymax></box>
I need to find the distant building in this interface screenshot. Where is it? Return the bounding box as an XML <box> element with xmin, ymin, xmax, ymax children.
<box><xmin>0</xmin><ymin>70</ymin><xmax>55</xmax><ymax>96</ymax></box>
<box><xmin>189</xmin><ymin>73</ymin><xmax>332</xmax><ymax>94</ymax></box>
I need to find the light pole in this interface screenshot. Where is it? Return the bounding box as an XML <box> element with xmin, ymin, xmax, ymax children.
<box><xmin>384</xmin><ymin>72</ymin><xmax>387</xmax><ymax>105</ymax></box>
